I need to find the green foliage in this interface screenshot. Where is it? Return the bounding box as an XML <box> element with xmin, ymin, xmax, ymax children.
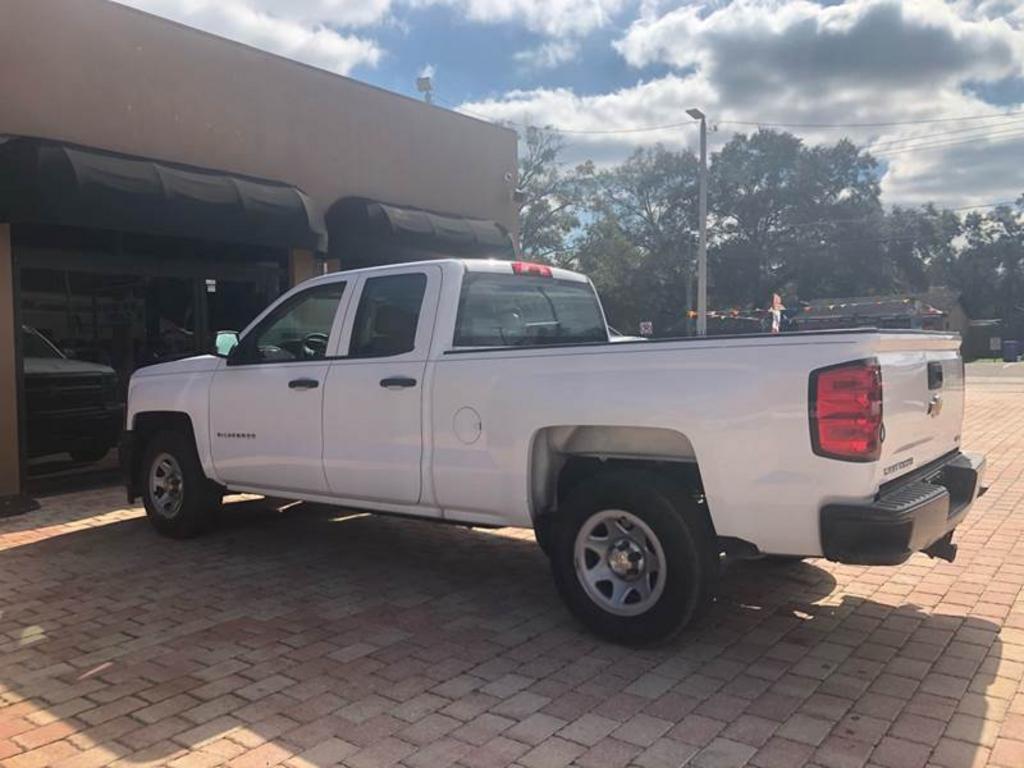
<box><xmin>515</xmin><ymin>127</ymin><xmax>583</xmax><ymax>266</ymax></box>
<box><xmin>957</xmin><ymin>201</ymin><xmax>1024</xmax><ymax>321</ymax></box>
<box><xmin>515</xmin><ymin>127</ymin><xmax>1024</xmax><ymax>336</ymax></box>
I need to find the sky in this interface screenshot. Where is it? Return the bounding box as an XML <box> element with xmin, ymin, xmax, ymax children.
<box><xmin>115</xmin><ymin>0</ymin><xmax>1024</xmax><ymax>209</ymax></box>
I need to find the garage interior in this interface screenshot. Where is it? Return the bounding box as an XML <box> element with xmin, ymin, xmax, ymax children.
<box><xmin>1</xmin><ymin>137</ymin><xmax>516</xmax><ymax>497</ymax></box>
<box><xmin>0</xmin><ymin>0</ymin><xmax>518</xmax><ymax>506</ymax></box>
<box><xmin>1</xmin><ymin>137</ymin><xmax>324</xmax><ymax>493</ymax></box>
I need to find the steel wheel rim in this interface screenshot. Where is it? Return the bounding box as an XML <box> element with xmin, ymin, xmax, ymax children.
<box><xmin>149</xmin><ymin>452</ymin><xmax>185</xmax><ymax>519</ymax></box>
<box><xmin>573</xmin><ymin>509</ymin><xmax>667</xmax><ymax>617</ymax></box>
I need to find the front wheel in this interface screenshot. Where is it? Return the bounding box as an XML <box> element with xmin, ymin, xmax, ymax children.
<box><xmin>550</xmin><ymin>470</ymin><xmax>718</xmax><ymax>645</ymax></box>
<box><xmin>141</xmin><ymin>430</ymin><xmax>220</xmax><ymax>538</ymax></box>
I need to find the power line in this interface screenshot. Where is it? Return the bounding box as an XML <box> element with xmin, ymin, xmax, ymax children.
<box><xmin>435</xmin><ymin>96</ymin><xmax>691</xmax><ymax>134</ymax></box>
<box><xmin>439</xmin><ymin>95</ymin><xmax>1024</xmax><ymax>137</ymax></box>
<box><xmin>439</xmin><ymin>94</ymin><xmax>1024</xmax><ymax>166</ymax></box>
<box><xmin>865</xmin><ymin>117</ymin><xmax>1024</xmax><ymax>151</ymax></box>
<box><xmin>871</xmin><ymin>126</ymin><xmax>1024</xmax><ymax>157</ymax></box>
<box><xmin>718</xmin><ymin>111</ymin><xmax>1024</xmax><ymax>129</ymax></box>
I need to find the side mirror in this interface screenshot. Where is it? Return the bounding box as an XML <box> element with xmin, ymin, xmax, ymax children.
<box><xmin>214</xmin><ymin>330</ymin><xmax>239</xmax><ymax>357</ymax></box>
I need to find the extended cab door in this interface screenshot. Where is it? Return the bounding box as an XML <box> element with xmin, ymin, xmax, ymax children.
<box><xmin>322</xmin><ymin>266</ymin><xmax>441</xmax><ymax>506</ymax></box>
<box><xmin>209</xmin><ymin>280</ymin><xmax>348</xmax><ymax>494</ymax></box>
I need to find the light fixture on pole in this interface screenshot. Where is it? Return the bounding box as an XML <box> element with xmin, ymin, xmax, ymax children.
<box><xmin>687</xmin><ymin>107</ymin><xmax>708</xmax><ymax>337</ymax></box>
<box><xmin>416</xmin><ymin>76</ymin><xmax>433</xmax><ymax>105</ymax></box>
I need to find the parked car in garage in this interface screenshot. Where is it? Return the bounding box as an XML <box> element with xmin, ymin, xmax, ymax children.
<box><xmin>22</xmin><ymin>325</ymin><xmax>124</xmax><ymax>464</ymax></box>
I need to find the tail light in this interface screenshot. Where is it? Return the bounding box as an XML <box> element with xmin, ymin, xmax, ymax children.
<box><xmin>809</xmin><ymin>359</ymin><xmax>882</xmax><ymax>462</ymax></box>
<box><xmin>511</xmin><ymin>261</ymin><xmax>552</xmax><ymax>277</ymax></box>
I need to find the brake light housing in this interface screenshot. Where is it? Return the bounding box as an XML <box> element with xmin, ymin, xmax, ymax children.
<box><xmin>809</xmin><ymin>359</ymin><xmax>883</xmax><ymax>462</ymax></box>
<box><xmin>511</xmin><ymin>261</ymin><xmax>552</xmax><ymax>277</ymax></box>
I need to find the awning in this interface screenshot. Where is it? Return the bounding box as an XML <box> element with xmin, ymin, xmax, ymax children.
<box><xmin>0</xmin><ymin>136</ymin><xmax>326</xmax><ymax>252</ymax></box>
<box><xmin>326</xmin><ymin>196</ymin><xmax>514</xmax><ymax>268</ymax></box>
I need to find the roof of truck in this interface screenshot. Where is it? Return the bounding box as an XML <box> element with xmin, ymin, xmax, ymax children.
<box><xmin>303</xmin><ymin>258</ymin><xmax>589</xmax><ymax>285</ymax></box>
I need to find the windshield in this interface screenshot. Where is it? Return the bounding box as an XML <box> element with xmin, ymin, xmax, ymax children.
<box><xmin>454</xmin><ymin>273</ymin><xmax>608</xmax><ymax>347</ymax></box>
<box><xmin>21</xmin><ymin>327</ymin><xmax>64</xmax><ymax>359</ymax></box>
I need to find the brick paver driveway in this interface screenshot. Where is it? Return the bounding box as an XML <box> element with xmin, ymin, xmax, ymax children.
<box><xmin>3</xmin><ymin>374</ymin><xmax>1024</xmax><ymax>768</ymax></box>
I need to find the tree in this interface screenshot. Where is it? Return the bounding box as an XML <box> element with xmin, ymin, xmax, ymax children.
<box><xmin>953</xmin><ymin>201</ymin><xmax>1024</xmax><ymax>326</ymax></box>
<box><xmin>515</xmin><ymin>127</ymin><xmax>582</xmax><ymax>266</ymax></box>
<box><xmin>520</xmin><ymin>125</ymin><xmax>1023</xmax><ymax>335</ymax></box>
<box><xmin>710</xmin><ymin>130</ymin><xmax>886</xmax><ymax>305</ymax></box>
<box><xmin>884</xmin><ymin>205</ymin><xmax>961</xmax><ymax>292</ymax></box>
<box><xmin>577</xmin><ymin>145</ymin><xmax>700</xmax><ymax>334</ymax></box>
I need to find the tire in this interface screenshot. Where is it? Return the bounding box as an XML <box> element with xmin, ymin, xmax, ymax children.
<box><xmin>549</xmin><ymin>469</ymin><xmax>718</xmax><ymax>645</ymax></box>
<box><xmin>141</xmin><ymin>429</ymin><xmax>220</xmax><ymax>539</ymax></box>
<box><xmin>761</xmin><ymin>555</ymin><xmax>804</xmax><ymax>565</ymax></box>
<box><xmin>533</xmin><ymin>515</ymin><xmax>553</xmax><ymax>557</ymax></box>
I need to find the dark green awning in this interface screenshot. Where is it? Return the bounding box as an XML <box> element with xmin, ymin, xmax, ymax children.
<box><xmin>327</xmin><ymin>196</ymin><xmax>514</xmax><ymax>269</ymax></box>
<box><xmin>0</xmin><ymin>136</ymin><xmax>326</xmax><ymax>252</ymax></box>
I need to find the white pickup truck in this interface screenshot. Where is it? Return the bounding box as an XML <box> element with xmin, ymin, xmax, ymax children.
<box><xmin>122</xmin><ymin>258</ymin><xmax>985</xmax><ymax>643</ymax></box>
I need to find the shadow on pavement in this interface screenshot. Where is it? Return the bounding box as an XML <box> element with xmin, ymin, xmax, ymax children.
<box><xmin>0</xmin><ymin>498</ymin><xmax>1002</xmax><ymax>767</ymax></box>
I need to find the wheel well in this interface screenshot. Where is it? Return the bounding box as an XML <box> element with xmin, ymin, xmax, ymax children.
<box><xmin>530</xmin><ymin>426</ymin><xmax>713</xmax><ymax>538</ymax></box>
<box><xmin>127</xmin><ymin>412</ymin><xmax>197</xmax><ymax>500</ymax></box>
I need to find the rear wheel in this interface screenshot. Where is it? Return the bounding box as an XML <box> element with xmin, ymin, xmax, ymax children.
<box><xmin>141</xmin><ymin>430</ymin><xmax>220</xmax><ymax>538</ymax></box>
<box><xmin>550</xmin><ymin>470</ymin><xmax>717</xmax><ymax>645</ymax></box>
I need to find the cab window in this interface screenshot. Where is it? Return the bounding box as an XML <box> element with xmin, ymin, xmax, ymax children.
<box><xmin>349</xmin><ymin>274</ymin><xmax>427</xmax><ymax>357</ymax></box>
<box><xmin>454</xmin><ymin>273</ymin><xmax>607</xmax><ymax>347</ymax></box>
<box><xmin>231</xmin><ymin>282</ymin><xmax>345</xmax><ymax>364</ymax></box>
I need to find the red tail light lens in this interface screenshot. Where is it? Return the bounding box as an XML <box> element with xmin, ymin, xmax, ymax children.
<box><xmin>810</xmin><ymin>359</ymin><xmax>883</xmax><ymax>462</ymax></box>
<box><xmin>511</xmin><ymin>261</ymin><xmax>552</xmax><ymax>277</ymax></box>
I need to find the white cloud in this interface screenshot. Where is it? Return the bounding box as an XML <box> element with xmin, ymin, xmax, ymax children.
<box><xmin>413</xmin><ymin>0</ymin><xmax>629</xmax><ymax>36</ymax></box>
<box><xmin>463</xmin><ymin>0</ymin><xmax>1024</xmax><ymax>206</ymax></box>
<box><xmin>880</xmin><ymin>132</ymin><xmax>1024</xmax><ymax>207</ymax></box>
<box><xmin>513</xmin><ymin>39</ymin><xmax>582</xmax><ymax>70</ymax></box>
<box><xmin>116</xmin><ymin>0</ymin><xmax>384</xmax><ymax>74</ymax></box>
<box><xmin>457</xmin><ymin>75</ymin><xmax>718</xmax><ymax>164</ymax></box>
<box><xmin>269</xmin><ymin>0</ymin><xmax>395</xmax><ymax>27</ymax></box>
<box><xmin>615</xmin><ymin>0</ymin><xmax>1024</xmax><ymax>95</ymax></box>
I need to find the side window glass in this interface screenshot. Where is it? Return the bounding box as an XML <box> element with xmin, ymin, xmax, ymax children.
<box><xmin>234</xmin><ymin>282</ymin><xmax>345</xmax><ymax>364</ymax></box>
<box><xmin>349</xmin><ymin>274</ymin><xmax>427</xmax><ymax>358</ymax></box>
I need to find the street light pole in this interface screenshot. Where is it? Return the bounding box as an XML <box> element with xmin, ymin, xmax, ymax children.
<box><xmin>687</xmin><ymin>108</ymin><xmax>708</xmax><ymax>337</ymax></box>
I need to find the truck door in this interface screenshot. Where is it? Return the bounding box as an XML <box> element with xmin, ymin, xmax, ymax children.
<box><xmin>322</xmin><ymin>266</ymin><xmax>441</xmax><ymax>507</ymax></box>
<box><xmin>209</xmin><ymin>280</ymin><xmax>348</xmax><ymax>494</ymax></box>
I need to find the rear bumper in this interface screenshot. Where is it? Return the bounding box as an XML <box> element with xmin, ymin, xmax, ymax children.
<box><xmin>821</xmin><ymin>451</ymin><xmax>985</xmax><ymax>565</ymax></box>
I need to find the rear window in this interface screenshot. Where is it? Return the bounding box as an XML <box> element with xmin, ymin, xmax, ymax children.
<box><xmin>454</xmin><ymin>273</ymin><xmax>608</xmax><ymax>347</ymax></box>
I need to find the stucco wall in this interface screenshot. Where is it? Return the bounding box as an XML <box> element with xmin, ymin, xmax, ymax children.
<box><xmin>0</xmin><ymin>0</ymin><xmax>518</xmax><ymax>230</ymax></box>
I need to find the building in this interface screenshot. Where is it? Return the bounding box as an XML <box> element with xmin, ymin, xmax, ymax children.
<box><xmin>0</xmin><ymin>0</ymin><xmax>518</xmax><ymax>503</ymax></box>
<box><xmin>910</xmin><ymin>287</ymin><xmax>969</xmax><ymax>338</ymax></box>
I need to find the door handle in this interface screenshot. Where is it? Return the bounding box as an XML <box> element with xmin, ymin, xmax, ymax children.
<box><xmin>288</xmin><ymin>378</ymin><xmax>319</xmax><ymax>390</ymax></box>
<box><xmin>380</xmin><ymin>376</ymin><xmax>417</xmax><ymax>389</ymax></box>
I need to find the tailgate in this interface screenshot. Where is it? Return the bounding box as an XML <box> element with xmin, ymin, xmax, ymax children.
<box><xmin>876</xmin><ymin>337</ymin><xmax>964</xmax><ymax>484</ymax></box>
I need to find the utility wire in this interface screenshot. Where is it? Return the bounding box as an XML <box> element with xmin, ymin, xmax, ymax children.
<box><xmin>865</xmin><ymin>117</ymin><xmax>1024</xmax><ymax>151</ymax></box>
<box><xmin>436</xmin><ymin>96</ymin><xmax>691</xmax><ymax>134</ymax></box>
<box><xmin>439</xmin><ymin>95</ymin><xmax>1024</xmax><ymax>137</ymax></box>
<box><xmin>717</xmin><ymin>111</ymin><xmax>1024</xmax><ymax>128</ymax></box>
<box><xmin>871</xmin><ymin>127</ymin><xmax>1024</xmax><ymax>157</ymax></box>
